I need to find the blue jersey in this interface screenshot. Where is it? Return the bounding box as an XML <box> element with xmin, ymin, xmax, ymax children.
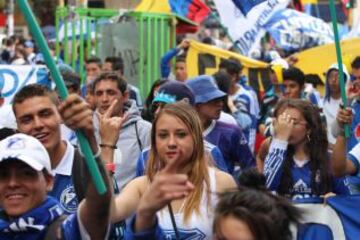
<box><xmin>135</xmin><ymin>141</ymin><xmax>229</xmax><ymax>177</ymax></box>
<box><xmin>344</xmin><ymin>100</ymin><xmax>360</xmax><ymax>194</ymax></box>
<box><xmin>204</xmin><ymin>120</ymin><xmax>255</xmax><ymax>174</ymax></box>
<box><xmin>348</xmin><ymin>100</ymin><xmax>360</xmax><ymax>150</ymax></box>
<box><xmin>49</xmin><ymin>174</ymin><xmax>78</xmax><ymax>215</ymax></box>
<box><xmin>49</xmin><ymin>142</ymin><xmax>79</xmax><ymax>215</ymax></box>
<box><xmin>347</xmin><ymin>142</ymin><xmax>360</xmax><ymax>194</ymax></box>
<box><xmin>230</xmin><ymin>85</ymin><xmax>259</xmax><ymax>153</ymax></box>
<box><xmin>264</xmin><ymin>139</ymin><xmax>349</xmax><ymax>200</ymax></box>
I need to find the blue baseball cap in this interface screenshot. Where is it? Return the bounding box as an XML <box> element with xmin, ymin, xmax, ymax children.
<box><xmin>153</xmin><ymin>81</ymin><xmax>195</xmax><ymax>105</ymax></box>
<box><xmin>186</xmin><ymin>75</ymin><xmax>226</xmax><ymax>104</ymax></box>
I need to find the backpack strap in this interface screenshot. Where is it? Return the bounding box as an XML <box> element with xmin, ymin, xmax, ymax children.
<box><xmin>134</xmin><ymin>121</ymin><xmax>143</xmax><ymax>152</ymax></box>
<box><xmin>44</xmin><ymin>215</ymin><xmax>67</xmax><ymax>240</ymax></box>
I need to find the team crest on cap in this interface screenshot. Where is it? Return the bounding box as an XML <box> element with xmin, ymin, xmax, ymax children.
<box><xmin>7</xmin><ymin>137</ymin><xmax>26</xmax><ymax>150</ymax></box>
<box><xmin>155</xmin><ymin>91</ymin><xmax>177</xmax><ymax>103</ymax></box>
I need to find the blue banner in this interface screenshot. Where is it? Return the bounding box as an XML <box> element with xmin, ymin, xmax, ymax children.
<box><xmin>295</xmin><ymin>196</ymin><xmax>360</xmax><ymax>240</ymax></box>
<box><xmin>232</xmin><ymin>0</ymin><xmax>266</xmax><ymax>16</ymax></box>
<box><xmin>264</xmin><ymin>9</ymin><xmax>334</xmax><ymax>51</ymax></box>
<box><xmin>0</xmin><ymin>65</ymin><xmax>50</xmax><ymax>105</ymax></box>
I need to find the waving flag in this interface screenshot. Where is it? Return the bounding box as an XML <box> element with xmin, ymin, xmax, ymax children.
<box><xmin>213</xmin><ymin>0</ymin><xmax>290</xmax><ymax>55</ymax></box>
<box><xmin>264</xmin><ymin>9</ymin><xmax>334</xmax><ymax>51</ymax></box>
<box><xmin>135</xmin><ymin>0</ymin><xmax>210</xmax><ymax>33</ymax></box>
<box><xmin>295</xmin><ymin>196</ymin><xmax>360</xmax><ymax>240</ymax></box>
<box><xmin>232</xmin><ymin>0</ymin><xmax>266</xmax><ymax>16</ymax></box>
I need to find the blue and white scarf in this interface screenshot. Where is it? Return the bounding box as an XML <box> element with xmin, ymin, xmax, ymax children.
<box><xmin>0</xmin><ymin>196</ymin><xmax>64</xmax><ymax>240</ymax></box>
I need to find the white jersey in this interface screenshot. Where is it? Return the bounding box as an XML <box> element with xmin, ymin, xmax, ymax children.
<box><xmin>157</xmin><ymin>168</ymin><xmax>217</xmax><ymax>240</ymax></box>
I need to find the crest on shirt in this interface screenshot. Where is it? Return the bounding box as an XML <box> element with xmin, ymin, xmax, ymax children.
<box><xmin>60</xmin><ymin>185</ymin><xmax>78</xmax><ymax>213</ymax></box>
<box><xmin>163</xmin><ymin>228</ymin><xmax>206</xmax><ymax>240</ymax></box>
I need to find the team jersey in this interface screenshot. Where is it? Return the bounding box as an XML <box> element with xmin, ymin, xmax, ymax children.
<box><xmin>203</xmin><ymin>120</ymin><xmax>255</xmax><ymax>174</ymax></box>
<box><xmin>264</xmin><ymin>139</ymin><xmax>349</xmax><ymax>200</ymax></box>
<box><xmin>230</xmin><ymin>85</ymin><xmax>258</xmax><ymax>153</ymax></box>
<box><xmin>342</xmin><ymin>100</ymin><xmax>360</xmax><ymax>194</ymax></box>
<box><xmin>49</xmin><ymin>141</ymin><xmax>79</xmax><ymax>215</ymax></box>
<box><xmin>347</xmin><ymin>142</ymin><xmax>360</xmax><ymax>194</ymax></box>
<box><xmin>348</xmin><ymin>100</ymin><xmax>360</xmax><ymax>150</ymax></box>
<box><xmin>135</xmin><ymin>141</ymin><xmax>228</xmax><ymax>177</ymax></box>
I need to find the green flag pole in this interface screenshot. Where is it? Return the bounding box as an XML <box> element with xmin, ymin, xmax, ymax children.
<box><xmin>329</xmin><ymin>0</ymin><xmax>351</xmax><ymax>138</ymax></box>
<box><xmin>17</xmin><ymin>0</ymin><xmax>107</xmax><ymax>194</ymax></box>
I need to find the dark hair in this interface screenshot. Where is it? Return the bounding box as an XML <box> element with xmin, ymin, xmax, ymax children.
<box><xmin>219</xmin><ymin>58</ymin><xmax>243</xmax><ymax>76</ymax></box>
<box><xmin>142</xmin><ymin>79</ymin><xmax>168</xmax><ymax>122</ymax></box>
<box><xmin>273</xmin><ymin>99</ymin><xmax>332</xmax><ymax>196</ymax></box>
<box><xmin>105</xmin><ymin>56</ymin><xmax>124</xmax><ymax>75</ymax></box>
<box><xmin>214</xmin><ymin>188</ymin><xmax>300</xmax><ymax>240</ymax></box>
<box><xmin>86</xmin><ymin>56</ymin><xmax>102</xmax><ymax>67</ymax></box>
<box><xmin>92</xmin><ymin>71</ymin><xmax>128</xmax><ymax>94</ymax></box>
<box><xmin>238</xmin><ymin>168</ymin><xmax>267</xmax><ymax>191</ymax></box>
<box><xmin>213</xmin><ymin>71</ymin><xmax>231</xmax><ymax>113</ymax></box>
<box><xmin>305</xmin><ymin>74</ymin><xmax>323</xmax><ymax>88</ymax></box>
<box><xmin>12</xmin><ymin>84</ymin><xmax>57</xmax><ymax>116</ymax></box>
<box><xmin>0</xmin><ymin>128</ymin><xmax>16</xmax><ymax>141</ymax></box>
<box><xmin>176</xmin><ymin>55</ymin><xmax>186</xmax><ymax>64</ymax></box>
<box><xmin>351</xmin><ymin>56</ymin><xmax>360</xmax><ymax>69</ymax></box>
<box><xmin>282</xmin><ymin>67</ymin><xmax>305</xmax><ymax>86</ymax></box>
<box><xmin>62</xmin><ymin>72</ymin><xmax>81</xmax><ymax>92</ymax></box>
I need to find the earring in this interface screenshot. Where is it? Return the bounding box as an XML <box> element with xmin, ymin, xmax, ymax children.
<box><xmin>307</xmin><ymin>133</ymin><xmax>311</xmax><ymax>142</ymax></box>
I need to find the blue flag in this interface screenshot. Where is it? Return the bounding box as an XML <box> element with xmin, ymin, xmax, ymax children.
<box><xmin>232</xmin><ymin>0</ymin><xmax>266</xmax><ymax>16</ymax></box>
<box><xmin>264</xmin><ymin>9</ymin><xmax>333</xmax><ymax>51</ymax></box>
<box><xmin>296</xmin><ymin>196</ymin><xmax>360</xmax><ymax>240</ymax></box>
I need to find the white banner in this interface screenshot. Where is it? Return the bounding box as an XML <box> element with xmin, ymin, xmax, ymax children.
<box><xmin>213</xmin><ymin>0</ymin><xmax>290</xmax><ymax>56</ymax></box>
<box><xmin>0</xmin><ymin>65</ymin><xmax>49</xmax><ymax>105</ymax></box>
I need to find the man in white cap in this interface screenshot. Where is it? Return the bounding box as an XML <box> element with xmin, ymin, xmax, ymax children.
<box><xmin>0</xmin><ymin>133</ymin><xmax>111</xmax><ymax>239</ymax></box>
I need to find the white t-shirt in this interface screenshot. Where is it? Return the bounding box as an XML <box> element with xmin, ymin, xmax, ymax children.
<box><xmin>219</xmin><ymin>111</ymin><xmax>237</xmax><ymax>126</ymax></box>
<box><xmin>323</xmin><ymin>97</ymin><xmax>341</xmax><ymax>145</ymax></box>
<box><xmin>0</xmin><ymin>104</ymin><xmax>17</xmax><ymax>129</ymax></box>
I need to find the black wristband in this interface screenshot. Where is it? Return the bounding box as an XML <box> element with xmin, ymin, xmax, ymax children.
<box><xmin>99</xmin><ymin>143</ymin><xmax>117</xmax><ymax>149</ymax></box>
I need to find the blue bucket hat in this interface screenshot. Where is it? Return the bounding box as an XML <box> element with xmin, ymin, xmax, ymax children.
<box><xmin>186</xmin><ymin>75</ymin><xmax>226</xmax><ymax>104</ymax></box>
<box><xmin>153</xmin><ymin>81</ymin><xmax>195</xmax><ymax>105</ymax></box>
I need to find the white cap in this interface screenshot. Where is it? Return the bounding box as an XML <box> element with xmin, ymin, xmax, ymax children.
<box><xmin>326</xmin><ymin>63</ymin><xmax>350</xmax><ymax>82</ymax></box>
<box><xmin>0</xmin><ymin>133</ymin><xmax>52</xmax><ymax>175</ymax></box>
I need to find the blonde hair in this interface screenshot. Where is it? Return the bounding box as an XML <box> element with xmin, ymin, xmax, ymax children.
<box><xmin>146</xmin><ymin>102</ymin><xmax>210</xmax><ymax>223</ymax></box>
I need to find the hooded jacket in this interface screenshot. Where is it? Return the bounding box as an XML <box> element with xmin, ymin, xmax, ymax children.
<box><xmin>94</xmin><ymin>99</ymin><xmax>151</xmax><ymax>190</ymax></box>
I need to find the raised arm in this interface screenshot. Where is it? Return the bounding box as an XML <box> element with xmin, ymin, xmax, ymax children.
<box><xmin>331</xmin><ymin>107</ymin><xmax>357</xmax><ymax>177</ymax></box>
<box><xmin>59</xmin><ymin>94</ymin><xmax>112</xmax><ymax>239</ymax></box>
<box><xmin>264</xmin><ymin>112</ymin><xmax>293</xmax><ymax>190</ymax></box>
<box><xmin>160</xmin><ymin>39</ymin><xmax>190</xmax><ymax>78</ymax></box>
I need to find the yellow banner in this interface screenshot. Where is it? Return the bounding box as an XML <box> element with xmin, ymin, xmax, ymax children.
<box><xmin>293</xmin><ymin>37</ymin><xmax>360</xmax><ymax>83</ymax></box>
<box><xmin>301</xmin><ymin>0</ymin><xmax>318</xmax><ymax>4</ymax></box>
<box><xmin>135</xmin><ymin>0</ymin><xmax>171</xmax><ymax>14</ymax></box>
<box><xmin>186</xmin><ymin>40</ymin><xmax>270</xmax><ymax>92</ymax></box>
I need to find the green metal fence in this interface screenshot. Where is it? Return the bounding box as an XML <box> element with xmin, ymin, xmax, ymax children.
<box><xmin>128</xmin><ymin>11</ymin><xmax>176</xmax><ymax>98</ymax></box>
<box><xmin>55</xmin><ymin>7</ymin><xmax>176</xmax><ymax>98</ymax></box>
<box><xmin>55</xmin><ymin>7</ymin><xmax>119</xmax><ymax>83</ymax></box>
